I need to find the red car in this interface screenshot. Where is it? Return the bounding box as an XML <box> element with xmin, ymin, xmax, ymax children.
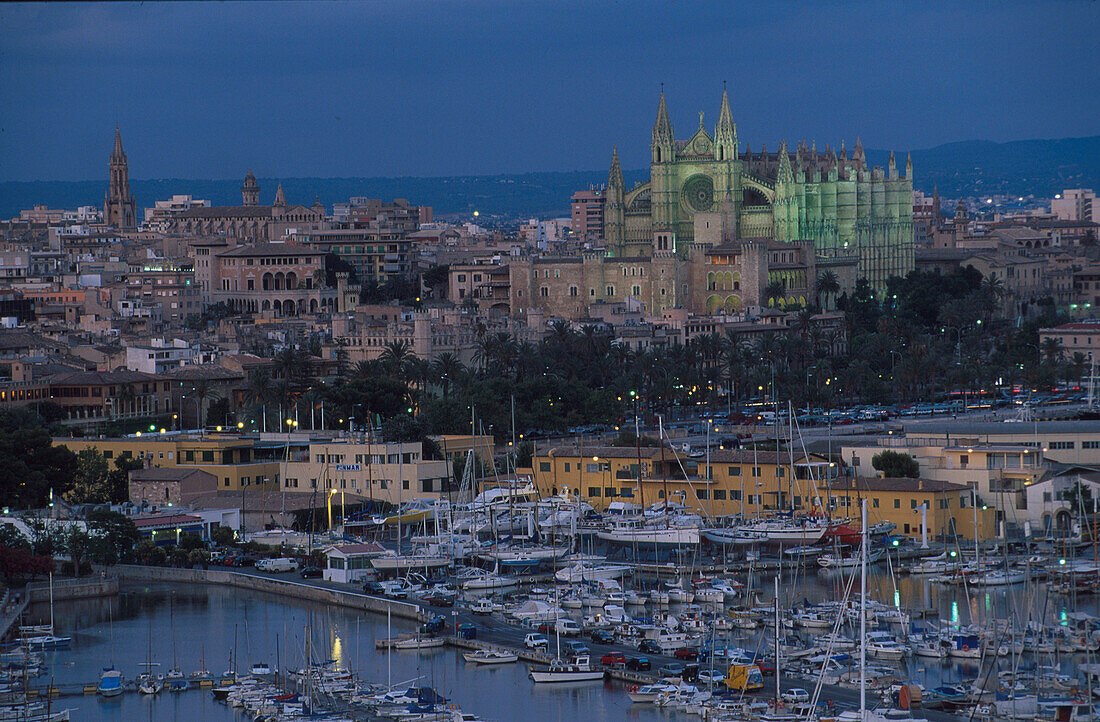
<box><xmin>674</xmin><ymin>648</ymin><xmax>699</xmax><ymax>661</ymax></box>
<box><xmin>538</xmin><ymin>622</ymin><xmax>555</xmax><ymax>634</ymax></box>
<box><xmin>600</xmin><ymin>652</ymin><xmax>626</xmax><ymax>666</ymax></box>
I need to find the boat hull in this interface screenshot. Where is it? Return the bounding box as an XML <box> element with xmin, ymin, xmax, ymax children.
<box><xmin>529</xmin><ymin>669</ymin><xmax>605</xmax><ymax>683</ymax></box>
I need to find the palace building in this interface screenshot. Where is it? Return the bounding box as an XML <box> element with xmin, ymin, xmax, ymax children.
<box><xmin>604</xmin><ymin>90</ymin><xmax>914</xmax><ymax>290</ymax></box>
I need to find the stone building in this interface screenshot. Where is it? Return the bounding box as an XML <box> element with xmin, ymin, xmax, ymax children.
<box><xmin>165</xmin><ymin>173</ymin><xmax>326</xmax><ymax>241</ymax></box>
<box><xmin>128</xmin><ymin>467</ymin><xmax>218</xmax><ymax>506</ymax></box>
<box><xmin>604</xmin><ymin>91</ymin><xmax>914</xmax><ymax>289</ymax></box>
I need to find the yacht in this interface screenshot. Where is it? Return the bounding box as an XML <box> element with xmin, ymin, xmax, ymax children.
<box><xmin>528</xmin><ymin>655</ymin><xmax>605</xmax><ymax>683</ymax></box>
<box><xmin>97</xmin><ymin>668</ymin><xmax>123</xmax><ymax>697</ymax></box>
<box><xmin>554</xmin><ymin>562</ymin><xmax>632</xmax><ymax>583</ymax></box>
<box><xmin>462</xmin><ymin>649</ymin><xmax>518</xmax><ymax>665</ymax></box>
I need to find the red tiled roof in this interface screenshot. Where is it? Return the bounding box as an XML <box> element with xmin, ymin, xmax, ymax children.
<box><xmin>133</xmin><ymin>514</ymin><xmax>203</xmax><ymax>528</ymax></box>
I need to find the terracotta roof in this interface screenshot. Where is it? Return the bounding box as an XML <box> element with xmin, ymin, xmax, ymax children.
<box><xmin>830</xmin><ymin>477</ymin><xmax>970</xmax><ymax>493</ymax></box>
<box><xmin>326</xmin><ymin>542</ymin><xmax>386</xmax><ymax>556</ymax></box>
<box><xmin>50</xmin><ymin>369</ymin><xmax>156</xmax><ymax>385</ymax></box>
<box><xmin>129</xmin><ymin>468</ymin><xmax>213</xmax><ymax>481</ymax></box>
<box><xmin>133</xmin><ymin>513</ymin><xmax>203</xmax><ymax>528</ymax></box>
<box><xmin>217</xmin><ymin>242</ymin><xmax>322</xmax><ymax>258</ymax></box>
<box><xmin>539</xmin><ymin>445</ymin><xmax>665</xmax><ymax>459</ymax></box>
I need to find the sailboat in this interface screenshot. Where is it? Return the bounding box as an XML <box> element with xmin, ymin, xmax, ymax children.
<box><xmin>137</xmin><ymin>614</ymin><xmax>163</xmax><ymax>694</ymax></box>
<box><xmin>21</xmin><ymin>574</ymin><xmax>71</xmax><ymax>649</ymax></box>
<box><xmin>97</xmin><ymin>668</ymin><xmax>123</xmax><ymax>697</ymax></box>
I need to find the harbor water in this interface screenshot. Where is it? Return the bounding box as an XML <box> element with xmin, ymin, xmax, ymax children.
<box><xmin>26</xmin><ymin>562</ymin><xmax>1100</xmax><ymax>721</ymax></box>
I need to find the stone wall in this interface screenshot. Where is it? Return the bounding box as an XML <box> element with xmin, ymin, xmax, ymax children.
<box><xmin>26</xmin><ymin>576</ymin><xmax>118</xmax><ymax>603</ymax></box>
<box><xmin>112</xmin><ymin>565</ymin><xmax>425</xmax><ymax>621</ymax></box>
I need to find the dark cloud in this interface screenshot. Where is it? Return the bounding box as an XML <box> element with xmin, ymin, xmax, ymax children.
<box><xmin>1</xmin><ymin>0</ymin><xmax>1097</xmax><ymax>181</ymax></box>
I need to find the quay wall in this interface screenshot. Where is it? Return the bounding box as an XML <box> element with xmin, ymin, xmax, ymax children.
<box><xmin>112</xmin><ymin>565</ymin><xmax>426</xmax><ymax>621</ymax></box>
<box><xmin>27</xmin><ymin>577</ymin><xmax>118</xmax><ymax>603</ymax></box>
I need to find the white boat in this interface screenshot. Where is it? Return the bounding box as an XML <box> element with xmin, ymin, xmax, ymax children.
<box><xmin>462</xmin><ymin>649</ymin><xmax>518</xmax><ymax>665</ymax></box>
<box><xmin>741</xmin><ymin>518</ymin><xmax>829</xmax><ymax>544</ymax></box>
<box><xmin>392</xmin><ymin>636</ymin><xmax>446</xmax><ymax>650</ymax></box>
<box><xmin>462</xmin><ymin>573</ymin><xmax>520</xmax><ymax>591</ymax></box>
<box><xmin>702</xmin><ymin>528</ymin><xmax>766</xmax><ymax>545</ymax></box>
<box><xmin>627</xmin><ymin>683</ymin><xmax>677</xmax><ymax>703</ymax></box>
<box><xmin>597</xmin><ymin>519</ymin><xmax>700</xmax><ymax>546</ymax></box>
<box><xmin>370</xmin><ymin>551</ymin><xmax>453</xmax><ymax>572</ymax></box>
<box><xmin>972</xmin><ymin>569</ymin><xmax>1029</xmax><ymax>586</ymax></box>
<box><xmin>555</xmin><ymin>562</ymin><xmax>632</xmax><ymax>583</ymax></box>
<box><xmin>20</xmin><ymin>634</ymin><xmax>71</xmax><ymax>650</ymax></box>
<box><xmin>97</xmin><ymin>668</ymin><xmax>123</xmax><ymax>697</ymax></box>
<box><xmin>137</xmin><ymin>674</ymin><xmax>164</xmax><ymax>694</ymax></box>
<box><xmin>818</xmin><ymin>547</ymin><xmax>885</xmax><ymax>568</ymax></box>
<box><xmin>528</xmin><ymin>655</ymin><xmax>605</xmax><ymax>683</ymax></box>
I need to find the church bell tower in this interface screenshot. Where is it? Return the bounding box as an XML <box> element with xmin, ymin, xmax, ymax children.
<box><xmin>104</xmin><ymin>126</ymin><xmax>137</xmax><ymax>229</ymax></box>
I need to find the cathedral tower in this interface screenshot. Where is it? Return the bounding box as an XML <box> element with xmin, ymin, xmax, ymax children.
<box><xmin>104</xmin><ymin>126</ymin><xmax>136</xmax><ymax>229</ymax></box>
<box><xmin>242</xmin><ymin>170</ymin><xmax>259</xmax><ymax>206</ymax></box>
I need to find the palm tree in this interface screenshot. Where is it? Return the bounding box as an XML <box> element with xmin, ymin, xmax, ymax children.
<box><xmin>815</xmin><ymin>271</ymin><xmax>840</xmax><ymax>310</ymax></box>
<box><xmin>1040</xmin><ymin>336</ymin><xmax>1065</xmax><ymax>364</ymax></box>
<box><xmin>189</xmin><ymin>380</ymin><xmax>222</xmax><ymax>429</ymax></box>
<box><xmin>764</xmin><ymin>280</ymin><xmax>786</xmax><ymax>308</ymax></box>
<box><xmin>432</xmin><ymin>352</ymin><xmax>464</xmax><ymax>398</ymax></box>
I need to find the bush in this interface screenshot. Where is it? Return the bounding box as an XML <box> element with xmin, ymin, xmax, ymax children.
<box><xmin>871</xmin><ymin>450</ymin><xmax>920</xmax><ymax>479</ymax></box>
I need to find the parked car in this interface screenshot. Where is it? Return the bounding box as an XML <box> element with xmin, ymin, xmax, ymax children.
<box><xmin>625</xmin><ymin>656</ymin><xmax>651</xmax><ymax>671</ymax></box>
<box><xmin>600</xmin><ymin>652</ymin><xmax>626</xmax><ymax>666</ymax></box>
<box><xmin>537</xmin><ymin>622</ymin><xmax>555</xmax><ymax>634</ymax></box>
<box><xmin>697</xmin><ymin>668</ymin><xmax>725</xmax><ymax>685</ymax></box>
<box><xmin>298</xmin><ymin>566</ymin><xmax>322</xmax><ymax>579</ymax></box>
<box><xmin>255</xmin><ymin>557</ymin><xmax>299</xmax><ymax>573</ymax></box>
<box><xmin>362</xmin><ymin>581</ymin><xmax>386</xmax><ymax>596</ymax></box>
<box><xmin>590</xmin><ymin>630</ymin><xmax>615</xmax><ymax>644</ymax></box>
<box><xmin>424</xmin><ymin>593</ymin><xmax>455</xmax><ymax>607</ymax></box>
<box><xmin>674</xmin><ymin>647</ymin><xmax>698</xmax><ymax>661</ymax></box>
<box><xmin>562</xmin><ymin>640</ymin><xmax>589</xmax><ymax>656</ymax></box>
<box><xmin>756</xmin><ymin>659</ymin><xmax>776</xmax><ymax>676</ymax></box>
<box><xmin>781</xmin><ymin>688</ymin><xmax>810</xmax><ymax>704</ymax></box>
<box><xmin>524</xmin><ymin>633</ymin><xmax>549</xmax><ymax>650</ymax></box>
<box><xmin>639</xmin><ymin>639</ymin><xmax>662</xmax><ymax>655</ymax></box>
<box><xmin>658</xmin><ymin>663</ymin><xmax>684</xmax><ymax>678</ymax></box>
<box><xmin>555</xmin><ymin>619</ymin><xmax>582</xmax><ymax>637</ymax></box>
<box><xmin>380</xmin><ymin>581</ymin><xmax>409</xmax><ymax>599</ymax></box>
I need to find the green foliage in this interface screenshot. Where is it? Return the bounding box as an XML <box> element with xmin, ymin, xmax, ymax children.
<box><xmin>1060</xmin><ymin>481</ymin><xmax>1096</xmax><ymax>514</ymax></box>
<box><xmin>0</xmin><ymin>524</ymin><xmax>30</xmax><ymax>551</ymax></box>
<box><xmin>133</xmin><ymin>540</ymin><xmax>166</xmax><ymax>566</ymax></box>
<box><xmin>324</xmin><ymin>253</ymin><xmax>359</xmax><ymax>287</ymax></box>
<box><xmin>65</xmin><ymin>449</ymin><xmax>136</xmax><ymax>504</ymax></box>
<box><xmin>87</xmin><ymin>510</ymin><xmax>139</xmax><ymax>566</ymax></box>
<box><xmin>0</xmin><ymin>409</ymin><xmax>78</xmax><ymax>509</ymax></box>
<box><xmin>183</xmin><ymin>301</ymin><xmax>237</xmax><ymax>331</ymax></box>
<box><xmin>609</xmin><ymin>431</ymin><xmax>662</xmax><ymax>448</ymax></box>
<box><xmin>871</xmin><ymin>450</ymin><xmax>920</xmax><ymax>479</ymax></box>
<box><xmin>210</xmin><ymin>525</ymin><xmax>236</xmax><ymax>547</ymax></box>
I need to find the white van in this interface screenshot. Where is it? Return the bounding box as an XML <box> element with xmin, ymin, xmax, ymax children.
<box><xmin>256</xmin><ymin>557</ymin><xmax>299</xmax><ymax>573</ymax></box>
<box><xmin>555</xmin><ymin>619</ymin><xmax>582</xmax><ymax>636</ymax></box>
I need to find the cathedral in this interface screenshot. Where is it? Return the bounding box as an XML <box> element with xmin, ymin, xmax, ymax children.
<box><xmin>605</xmin><ymin>91</ymin><xmax>915</xmax><ymax>289</ymax></box>
<box><xmin>104</xmin><ymin>126</ymin><xmax>137</xmax><ymax>229</ymax></box>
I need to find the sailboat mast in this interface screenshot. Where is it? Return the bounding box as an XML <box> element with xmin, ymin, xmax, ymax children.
<box><xmin>635</xmin><ymin>404</ymin><xmax>645</xmax><ymax>510</ymax></box>
<box><xmin>659</xmin><ymin>416</ymin><xmax>669</xmax><ymax>529</ymax></box>
<box><xmin>860</xmin><ymin>497</ymin><xmax>868</xmax><ymax>720</ymax></box>
<box><xmin>774</xmin><ymin>575</ymin><xmax>781</xmax><ymax>703</ymax></box>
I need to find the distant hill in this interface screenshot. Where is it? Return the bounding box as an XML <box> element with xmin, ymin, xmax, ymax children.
<box><xmin>2</xmin><ymin>137</ymin><xmax>1097</xmax><ymax>221</ymax></box>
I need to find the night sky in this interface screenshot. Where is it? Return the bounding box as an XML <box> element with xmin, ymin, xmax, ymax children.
<box><xmin>2</xmin><ymin>1</ymin><xmax>1097</xmax><ymax>181</ymax></box>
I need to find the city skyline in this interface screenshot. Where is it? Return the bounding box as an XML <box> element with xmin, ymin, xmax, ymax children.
<box><xmin>2</xmin><ymin>1</ymin><xmax>1098</xmax><ymax>182</ymax></box>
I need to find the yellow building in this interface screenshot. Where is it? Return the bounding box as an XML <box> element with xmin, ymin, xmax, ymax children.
<box><xmin>532</xmin><ymin>445</ymin><xmax>834</xmax><ymax>517</ymax></box>
<box><xmin>55</xmin><ymin>433</ymin><xmax>283</xmax><ymax>492</ymax></box>
<box><xmin>827</xmin><ymin>477</ymin><xmax>995</xmax><ymax>542</ymax></box>
<box><xmin>283</xmin><ymin>440</ymin><xmax>452</xmax><ymax>505</ymax></box>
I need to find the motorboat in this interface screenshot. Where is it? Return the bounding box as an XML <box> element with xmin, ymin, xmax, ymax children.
<box><xmin>818</xmin><ymin>547</ymin><xmax>885</xmax><ymax>568</ymax></box>
<box><xmin>97</xmin><ymin>668</ymin><xmax>123</xmax><ymax>697</ymax></box>
<box><xmin>627</xmin><ymin>683</ymin><xmax>677</xmax><ymax>703</ymax></box>
<box><xmin>462</xmin><ymin>648</ymin><xmax>518</xmax><ymax>665</ymax></box>
<box><xmin>702</xmin><ymin>528</ymin><xmax>766</xmax><ymax>545</ymax></box>
<box><xmin>528</xmin><ymin>655</ymin><xmax>605</xmax><ymax>683</ymax></box>
<box><xmin>555</xmin><ymin>562</ymin><xmax>632</xmax><ymax>583</ymax></box>
<box><xmin>741</xmin><ymin>517</ymin><xmax>830</xmax><ymax>544</ymax></box>
<box><xmin>392</xmin><ymin>636</ymin><xmax>446</xmax><ymax>650</ymax></box>
<box><xmin>370</xmin><ymin>550</ymin><xmax>453</xmax><ymax>572</ymax></box>
<box><xmin>137</xmin><ymin>673</ymin><xmax>164</xmax><ymax>694</ymax></box>
<box><xmin>597</xmin><ymin>518</ymin><xmax>700</xmax><ymax>546</ymax></box>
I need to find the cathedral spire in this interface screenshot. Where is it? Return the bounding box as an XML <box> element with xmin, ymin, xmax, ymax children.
<box><xmin>905</xmin><ymin>152</ymin><xmax>913</xmax><ymax>178</ymax></box>
<box><xmin>853</xmin><ymin>136</ymin><xmax>865</xmax><ymax>167</ymax></box>
<box><xmin>888</xmin><ymin>150</ymin><xmax>897</xmax><ymax>179</ymax></box>
<box><xmin>274</xmin><ymin>183</ymin><xmax>287</xmax><ymax>207</ymax></box>
<box><xmin>839</xmin><ymin>140</ymin><xmax>847</xmax><ymax>162</ymax></box>
<box><xmin>777</xmin><ymin>141</ymin><xmax>793</xmax><ymax>183</ymax></box>
<box><xmin>608</xmin><ymin>146</ymin><xmax>624</xmax><ymax>189</ymax></box>
<box><xmin>104</xmin><ymin>126</ymin><xmax>136</xmax><ymax>229</ymax></box>
<box><xmin>651</xmin><ymin>90</ymin><xmax>674</xmax><ymax>163</ymax></box>
<box><xmin>715</xmin><ymin>87</ymin><xmax>737</xmax><ymax>162</ymax></box>
<box><xmin>112</xmin><ymin>125</ymin><xmax>125</xmax><ymax>162</ymax></box>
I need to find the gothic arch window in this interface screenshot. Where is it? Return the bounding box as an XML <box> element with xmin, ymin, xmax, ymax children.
<box><xmin>656</xmin><ymin>148</ymin><xmax>662</xmax><ymax>163</ymax></box>
<box><xmin>262</xmin><ymin>272</ymin><xmax>273</xmax><ymax>290</ymax></box>
<box><xmin>706</xmin><ymin>295</ymin><xmax>722</xmax><ymax>314</ymax></box>
<box><xmin>274</xmin><ymin>272</ymin><xmax>285</xmax><ymax>290</ymax></box>
<box><xmin>707</xmin><ymin>272</ymin><xmax>715</xmax><ymax>291</ymax></box>
<box><xmin>725</xmin><ymin>295</ymin><xmax>741</xmax><ymax>313</ymax></box>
